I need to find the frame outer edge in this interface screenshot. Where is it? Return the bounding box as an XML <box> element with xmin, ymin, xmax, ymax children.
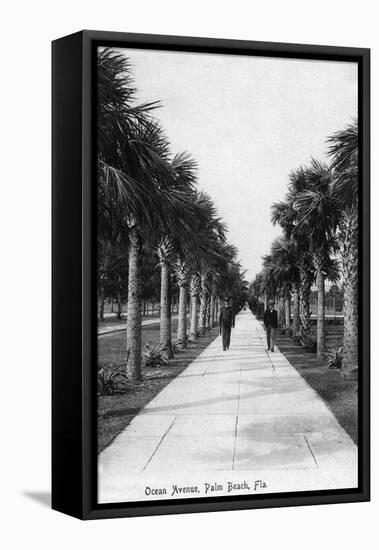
<box><xmin>82</xmin><ymin>30</ymin><xmax>95</xmax><ymax>519</ymax></box>
<box><xmin>52</xmin><ymin>31</ymin><xmax>85</xmax><ymax>519</ymax></box>
<box><xmin>360</xmin><ymin>47</ymin><xmax>370</xmax><ymax>501</ymax></box>
<box><xmin>54</xmin><ymin>30</ymin><xmax>370</xmax><ymax>520</ymax></box>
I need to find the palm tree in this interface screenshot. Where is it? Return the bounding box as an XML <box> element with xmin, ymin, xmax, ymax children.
<box><xmin>272</xmin><ymin>167</ymin><xmax>315</xmax><ymax>338</ymax></box>
<box><xmin>97</xmin><ymin>242</ymin><xmax>109</xmax><ymax>321</ymax></box>
<box><xmin>156</xmin><ymin>165</ymin><xmax>222</xmax><ymax>354</ymax></box>
<box><xmin>268</xmin><ymin>237</ymin><xmax>301</xmax><ymax>334</ymax></box>
<box><xmin>198</xmin><ymin>270</ymin><xmax>211</xmax><ymax>334</ymax></box>
<box><xmin>175</xmin><ymin>257</ymin><xmax>191</xmax><ymax>348</ymax></box>
<box><xmin>327</xmin><ymin>120</ymin><xmax>359</xmax><ymax>377</ymax></box>
<box><xmin>250</xmin><ymin>272</ymin><xmax>267</xmax><ymax>312</ymax></box>
<box><xmin>217</xmin><ymin>258</ymin><xmax>247</xmax><ymax>310</ymax></box>
<box><xmin>292</xmin><ymin>159</ymin><xmax>340</xmax><ymax>356</ymax></box>
<box><xmin>262</xmin><ymin>252</ymin><xmax>289</xmax><ymax>329</ymax></box>
<box><xmin>97</xmin><ymin>49</ymin><xmax>197</xmax><ymax>382</ymax></box>
<box><xmin>156</xmin><ymin>236</ymin><xmax>175</xmax><ymax>357</ymax></box>
<box><xmin>261</xmin><ymin>254</ymin><xmax>279</xmax><ymax>306</ymax></box>
<box><xmin>98</xmin><ymin>49</ymin><xmax>162</xmax><ymax>382</ymax></box>
<box><xmin>189</xmin><ymin>272</ymin><xmax>201</xmax><ymax>340</ymax></box>
<box><xmin>186</xmin><ymin>197</ymin><xmax>227</xmax><ymax>339</ymax></box>
<box><xmin>197</xmin><ymin>240</ymin><xmax>238</xmax><ymax>334</ymax></box>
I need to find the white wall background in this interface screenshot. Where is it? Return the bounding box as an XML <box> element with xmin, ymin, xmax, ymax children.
<box><xmin>1</xmin><ymin>1</ymin><xmax>376</xmax><ymax>548</ymax></box>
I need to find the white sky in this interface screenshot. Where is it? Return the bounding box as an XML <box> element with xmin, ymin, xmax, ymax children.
<box><xmin>114</xmin><ymin>48</ymin><xmax>358</xmax><ymax>281</ymax></box>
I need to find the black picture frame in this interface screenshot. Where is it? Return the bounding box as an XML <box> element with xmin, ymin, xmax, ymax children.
<box><xmin>52</xmin><ymin>30</ymin><xmax>370</xmax><ymax>520</ymax></box>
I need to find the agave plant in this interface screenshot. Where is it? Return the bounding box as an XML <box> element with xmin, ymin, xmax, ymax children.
<box><xmin>143</xmin><ymin>343</ymin><xmax>168</xmax><ymax>368</ymax></box>
<box><xmin>97</xmin><ymin>365</ymin><xmax>128</xmax><ymax>396</ymax></box>
<box><xmin>293</xmin><ymin>334</ymin><xmax>302</xmax><ymax>346</ymax></box>
<box><xmin>326</xmin><ymin>346</ymin><xmax>343</xmax><ymax>369</ymax></box>
<box><xmin>197</xmin><ymin>326</ymin><xmax>207</xmax><ymax>337</ymax></box>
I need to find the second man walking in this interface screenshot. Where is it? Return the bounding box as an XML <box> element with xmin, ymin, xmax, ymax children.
<box><xmin>219</xmin><ymin>298</ymin><xmax>235</xmax><ymax>351</ymax></box>
<box><xmin>263</xmin><ymin>299</ymin><xmax>278</xmax><ymax>352</ymax></box>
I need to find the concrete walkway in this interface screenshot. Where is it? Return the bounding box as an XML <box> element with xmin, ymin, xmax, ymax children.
<box><xmin>98</xmin><ymin>310</ymin><xmax>357</xmax><ymax>504</ymax></box>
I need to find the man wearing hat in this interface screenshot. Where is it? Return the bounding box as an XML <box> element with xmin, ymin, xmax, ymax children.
<box><xmin>263</xmin><ymin>300</ymin><xmax>278</xmax><ymax>352</ymax></box>
<box><xmin>219</xmin><ymin>297</ymin><xmax>235</xmax><ymax>351</ymax></box>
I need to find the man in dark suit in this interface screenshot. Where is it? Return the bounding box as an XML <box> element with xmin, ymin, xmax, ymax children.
<box><xmin>219</xmin><ymin>298</ymin><xmax>235</xmax><ymax>351</ymax></box>
<box><xmin>263</xmin><ymin>300</ymin><xmax>278</xmax><ymax>352</ymax></box>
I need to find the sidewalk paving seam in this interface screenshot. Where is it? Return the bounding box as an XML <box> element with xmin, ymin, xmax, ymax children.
<box><xmin>304</xmin><ymin>435</ymin><xmax>319</xmax><ymax>468</ymax></box>
<box><xmin>256</xmin><ymin>325</ymin><xmax>277</xmax><ymax>377</ymax></box>
<box><xmin>232</xmin><ymin>415</ymin><xmax>239</xmax><ymax>470</ymax></box>
<box><xmin>232</xmin><ymin>350</ymin><xmax>243</xmax><ymax>470</ymax></box>
<box><xmin>141</xmin><ymin>415</ymin><xmax>177</xmax><ymax>473</ymax></box>
<box><xmin>202</xmin><ymin>351</ymin><xmax>216</xmax><ymax>377</ymax></box>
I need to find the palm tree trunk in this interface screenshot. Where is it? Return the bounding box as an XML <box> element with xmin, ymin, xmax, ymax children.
<box><xmin>210</xmin><ymin>295</ymin><xmax>216</xmax><ymax>327</ymax></box>
<box><xmin>316</xmin><ymin>266</ymin><xmax>325</xmax><ymax>357</ymax></box>
<box><xmin>292</xmin><ymin>286</ymin><xmax>300</xmax><ymax>336</ymax></box>
<box><xmin>116</xmin><ymin>279</ymin><xmax>122</xmax><ymax>320</ymax></box>
<box><xmin>126</xmin><ymin>227</ymin><xmax>142</xmax><ymax>383</ymax></box>
<box><xmin>206</xmin><ymin>295</ymin><xmax>211</xmax><ymax>330</ymax></box>
<box><xmin>278</xmin><ymin>296</ymin><xmax>285</xmax><ymax>329</ymax></box>
<box><xmin>299</xmin><ymin>268</ymin><xmax>312</xmax><ymax>337</ymax></box>
<box><xmin>160</xmin><ymin>260</ymin><xmax>173</xmax><ymax>358</ymax></box>
<box><xmin>177</xmin><ymin>282</ymin><xmax>187</xmax><ymax>349</ymax></box>
<box><xmin>341</xmin><ymin>207</ymin><xmax>359</xmax><ymax>378</ymax></box>
<box><xmin>198</xmin><ymin>273</ymin><xmax>209</xmax><ymax>334</ymax></box>
<box><xmin>218</xmin><ymin>298</ymin><xmax>223</xmax><ymax>324</ymax></box>
<box><xmin>98</xmin><ymin>284</ymin><xmax>105</xmax><ymax>322</ymax></box>
<box><xmin>285</xmin><ymin>293</ymin><xmax>291</xmax><ymax>331</ymax></box>
<box><xmin>189</xmin><ymin>274</ymin><xmax>200</xmax><ymax>340</ymax></box>
<box><xmin>198</xmin><ymin>293</ymin><xmax>207</xmax><ymax>333</ymax></box>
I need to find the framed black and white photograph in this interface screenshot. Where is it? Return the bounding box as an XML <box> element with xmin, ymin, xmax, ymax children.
<box><xmin>52</xmin><ymin>30</ymin><xmax>370</xmax><ymax>520</ymax></box>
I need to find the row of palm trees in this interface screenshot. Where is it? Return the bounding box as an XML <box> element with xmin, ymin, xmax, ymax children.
<box><xmin>98</xmin><ymin>48</ymin><xmax>248</xmax><ymax>383</ymax></box>
<box><xmin>250</xmin><ymin>120</ymin><xmax>358</xmax><ymax>378</ymax></box>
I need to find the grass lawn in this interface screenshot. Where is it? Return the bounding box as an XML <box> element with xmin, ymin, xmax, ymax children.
<box><xmin>97</xmin><ymin>321</ymin><xmax>218</xmax><ymax>453</ymax></box>
<box><xmin>98</xmin><ymin>316</ymin><xmax>186</xmax><ymax>365</ymax></box>
<box><xmin>275</xmin><ymin>321</ymin><xmax>358</xmax><ymax>445</ymax></box>
<box><xmin>98</xmin><ymin>312</ymin><xmax>161</xmax><ymax>327</ymax></box>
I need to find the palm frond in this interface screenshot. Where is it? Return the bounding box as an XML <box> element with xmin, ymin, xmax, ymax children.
<box><xmin>327</xmin><ymin>120</ymin><xmax>358</xmax><ymax>172</ymax></box>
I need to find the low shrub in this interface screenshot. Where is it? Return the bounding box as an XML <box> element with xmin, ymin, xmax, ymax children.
<box><xmin>302</xmin><ymin>331</ymin><xmax>317</xmax><ymax>353</ymax></box>
<box><xmin>97</xmin><ymin>365</ymin><xmax>128</xmax><ymax>396</ymax></box>
<box><xmin>326</xmin><ymin>346</ymin><xmax>343</xmax><ymax>369</ymax></box>
<box><xmin>293</xmin><ymin>334</ymin><xmax>302</xmax><ymax>346</ymax></box>
<box><xmin>143</xmin><ymin>343</ymin><xmax>168</xmax><ymax>368</ymax></box>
